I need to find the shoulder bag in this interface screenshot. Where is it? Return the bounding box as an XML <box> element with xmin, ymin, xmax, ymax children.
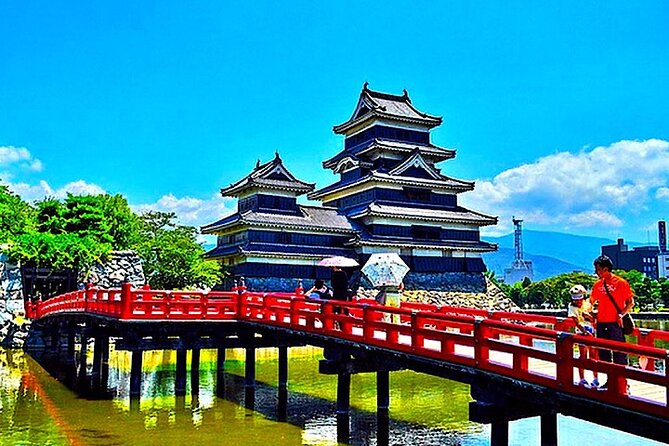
<box><xmin>603</xmin><ymin>281</ymin><xmax>635</xmax><ymax>335</ymax></box>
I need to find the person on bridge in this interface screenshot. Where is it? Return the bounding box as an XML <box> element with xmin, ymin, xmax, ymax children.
<box><xmin>330</xmin><ymin>266</ymin><xmax>349</xmax><ymax>301</ymax></box>
<box><xmin>591</xmin><ymin>255</ymin><xmax>635</xmax><ymax>391</ymax></box>
<box><xmin>306</xmin><ymin>279</ymin><xmax>333</xmax><ymax>299</ymax></box>
<box><xmin>568</xmin><ymin>284</ymin><xmax>600</xmax><ymax>388</ymax></box>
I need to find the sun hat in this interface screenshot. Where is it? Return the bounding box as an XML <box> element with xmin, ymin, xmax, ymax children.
<box><xmin>569</xmin><ymin>284</ymin><xmax>587</xmax><ymax>300</ymax></box>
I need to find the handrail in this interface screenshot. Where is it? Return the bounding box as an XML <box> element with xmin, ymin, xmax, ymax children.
<box><xmin>26</xmin><ymin>286</ymin><xmax>669</xmax><ymax>419</ymax></box>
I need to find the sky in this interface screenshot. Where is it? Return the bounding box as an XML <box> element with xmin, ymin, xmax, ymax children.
<box><xmin>1</xmin><ymin>1</ymin><xmax>668</xmax><ymax>244</ymax></box>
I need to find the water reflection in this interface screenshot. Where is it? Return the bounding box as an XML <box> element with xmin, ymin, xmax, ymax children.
<box><xmin>1</xmin><ymin>346</ymin><xmax>666</xmax><ymax>445</ymax></box>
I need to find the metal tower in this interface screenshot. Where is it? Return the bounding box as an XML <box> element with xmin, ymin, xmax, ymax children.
<box><xmin>512</xmin><ymin>216</ymin><xmax>525</xmax><ymax>266</ymax></box>
<box><xmin>504</xmin><ymin>216</ymin><xmax>534</xmax><ymax>284</ymax></box>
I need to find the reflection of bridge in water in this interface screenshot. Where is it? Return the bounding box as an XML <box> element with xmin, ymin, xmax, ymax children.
<box><xmin>23</xmin><ymin>283</ymin><xmax>669</xmax><ymax>445</ymax></box>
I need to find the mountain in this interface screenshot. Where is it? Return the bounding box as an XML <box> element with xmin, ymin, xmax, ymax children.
<box><xmin>483</xmin><ymin>248</ymin><xmax>585</xmax><ymax>281</ymax></box>
<box><xmin>482</xmin><ymin>230</ymin><xmax>646</xmax><ymax>281</ymax></box>
<box><xmin>485</xmin><ymin>230</ymin><xmax>642</xmax><ymax>271</ymax></box>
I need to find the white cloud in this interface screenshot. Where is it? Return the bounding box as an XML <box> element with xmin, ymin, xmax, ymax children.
<box><xmin>3</xmin><ymin>179</ymin><xmax>107</xmax><ymax>202</ymax></box>
<box><xmin>132</xmin><ymin>193</ymin><xmax>236</xmax><ymax>228</ymax></box>
<box><xmin>657</xmin><ymin>187</ymin><xmax>669</xmax><ymax>200</ymax></box>
<box><xmin>566</xmin><ymin>210</ymin><xmax>623</xmax><ymax>228</ymax></box>
<box><xmin>0</xmin><ymin>146</ymin><xmax>44</xmax><ymax>172</ymax></box>
<box><xmin>462</xmin><ymin>139</ymin><xmax>669</xmax><ymax>234</ymax></box>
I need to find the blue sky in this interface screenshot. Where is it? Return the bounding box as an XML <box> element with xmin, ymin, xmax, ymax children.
<box><xmin>1</xmin><ymin>1</ymin><xmax>668</xmax><ymax>243</ymax></box>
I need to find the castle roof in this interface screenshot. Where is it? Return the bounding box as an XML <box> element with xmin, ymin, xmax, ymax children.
<box><xmin>204</xmin><ymin>241</ymin><xmax>356</xmax><ymax>260</ymax></box>
<box><xmin>333</xmin><ymin>84</ymin><xmax>442</xmax><ymax>134</ymax></box>
<box><xmin>308</xmin><ymin>169</ymin><xmax>474</xmax><ymax>201</ymax></box>
<box><xmin>201</xmin><ymin>205</ymin><xmax>356</xmax><ymax>235</ymax></box>
<box><xmin>220</xmin><ymin>152</ymin><xmax>315</xmax><ymax>197</ymax></box>
<box><xmin>347</xmin><ymin>203</ymin><xmax>498</xmax><ymax>226</ymax></box>
<box><xmin>323</xmin><ymin>139</ymin><xmax>455</xmax><ymax>170</ymax></box>
<box><xmin>352</xmin><ymin>232</ymin><xmax>497</xmax><ymax>253</ymax></box>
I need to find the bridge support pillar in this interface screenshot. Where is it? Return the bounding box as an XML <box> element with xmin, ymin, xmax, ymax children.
<box><xmin>491</xmin><ymin>420</ymin><xmax>509</xmax><ymax>446</ymax></box>
<box><xmin>245</xmin><ymin>345</ymin><xmax>256</xmax><ymax>409</ymax></box>
<box><xmin>377</xmin><ymin>370</ymin><xmax>390</xmax><ymax>446</ymax></box>
<box><xmin>130</xmin><ymin>350</ymin><xmax>143</xmax><ymax>406</ymax></box>
<box><xmin>92</xmin><ymin>335</ymin><xmax>110</xmax><ymax>395</ymax></box>
<box><xmin>216</xmin><ymin>347</ymin><xmax>226</xmax><ymax>398</ymax></box>
<box><xmin>191</xmin><ymin>348</ymin><xmax>201</xmax><ymax>399</ymax></box>
<box><xmin>91</xmin><ymin>333</ymin><xmax>107</xmax><ymax>391</ymax></box>
<box><xmin>64</xmin><ymin>326</ymin><xmax>77</xmax><ymax>387</ymax></box>
<box><xmin>175</xmin><ymin>348</ymin><xmax>187</xmax><ymax>396</ymax></box>
<box><xmin>278</xmin><ymin>346</ymin><xmax>288</xmax><ymax>421</ymax></box>
<box><xmin>541</xmin><ymin>412</ymin><xmax>558</xmax><ymax>446</ymax></box>
<box><xmin>336</xmin><ymin>372</ymin><xmax>351</xmax><ymax>444</ymax></box>
<box><xmin>77</xmin><ymin>331</ymin><xmax>89</xmax><ymax>388</ymax></box>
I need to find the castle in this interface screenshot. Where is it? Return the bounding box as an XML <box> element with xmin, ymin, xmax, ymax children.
<box><xmin>202</xmin><ymin>84</ymin><xmax>498</xmax><ymax>292</ymax></box>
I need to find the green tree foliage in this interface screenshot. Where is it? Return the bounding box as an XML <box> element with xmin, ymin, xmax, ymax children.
<box><xmin>7</xmin><ymin>232</ymin><xmax>110</xmax><ymax>270</ymax></box>
<box><xmin>0</xmin><ymin>184</ymin><xmax>36</xmax><ymax>242</ymax></box>
<box><xmin>502</xmin><ymin>271</ymin><xmax>597</xmax><ymax>309</ymax></box>
<box><xmin>501</xmin><ymin>269</ymin><xmax>669</xmax><ymax>311</ymax></box>
<box><xmin>135</xmin><ymin>211</ymin><xmax>223</xmax><ymax>290</ymax></box>
<box><xmin>615</xmin><ymin>269</ymin><xmax>662</xmax><ymax>310</ymax></box>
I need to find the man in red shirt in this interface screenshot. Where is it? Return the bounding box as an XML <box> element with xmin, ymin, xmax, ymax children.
<box><xmin>591</xmin><ymin>255</ymin><xmax>635</xmax><ymax>389</ymax></box>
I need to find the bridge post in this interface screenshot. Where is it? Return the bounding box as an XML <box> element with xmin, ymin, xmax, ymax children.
<box><xmin>130</xmin><ymin>350</ymin><xmax>143</xmax><ymax>403</ymax></box>
<box><xmin>191</xmin><ymin>348</ymin><xmax>201</xmax><ymax>398</ymax></box>
<box><xmin>490</xmin><ymin>420</ymin><xmax>509</xmax><ymax>446</ymax></box>
<box><xmin>100</xmin><ymin>336</ymin><xmax>110</xmax><ymax>394</ymax></box>
<box><xmin>377</xmin><ymin>370</ymin><xmax>390</xmax><ymax>446</ymax></box>
<box><xmin>216</xmin><ymin>346</ymin><xmax>226</xmax><ymax>397</ymax></box>
<box><xmin>77</xmin><ymin>329</ymin><xmax>89</xmax><ymax>388</ymax></box>
<box><xmin>540</xmin><ymin>412</ymin><xmax>558</xmax><ymax>446</ymax></box>
<box><xmin>336</xmin><ymin>372</ymin><xmax>351</xmax><ymax>444</ymax></box>
<box><xmin>278</xmin><ymin>345</ymin><xmax>288</xmax><ymax>421</ymax></box>
<box><xmin>175</xmin><ymin>348</ymin><xmax>187</xmax><ymax>396</ymax></box>
<box><xmin>64</xmin><ymin>324</ymin><xmax>77</xmax><ymax>388</ymax></box>
<box><xmin>244</xmin><ymin>333</ymin><xmax>256</xmax><ymax>409</ymax></box>
<box><xmin>91</xmin><ymin>333</ymin><xmax>103</xmax><ymax>390</ymax></box>
<box><xmin>120</xmin><ymin>281</ymin><xmax>133</xmax><ymax>319</ymax></box>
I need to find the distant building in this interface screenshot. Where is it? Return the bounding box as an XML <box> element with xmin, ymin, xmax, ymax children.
<box><xmin>658</xmin><ymin>221</ymin><xmax>668</xmax><ymax>278</ymax></box>
<box><xmin>601</xmin><ymin>238</ymin><xmax>659</xmax><ymax>279</ymax></box>
<box><xmin>202</xmin><ymin>84</ymin><xmax>498</xmax><ymax>291</ymax></box>
<box><xmin>503</xmin><ymin>217</ymin><xmax>533</xmax><ymax>284</ymax></box>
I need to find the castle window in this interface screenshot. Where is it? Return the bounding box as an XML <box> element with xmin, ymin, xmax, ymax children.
<box><xmin>404</xmin><ymin>187</ymin><xmax>430</xmax><ymax>202</ymax></box>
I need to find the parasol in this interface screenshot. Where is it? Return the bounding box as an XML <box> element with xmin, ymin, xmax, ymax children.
<box><xmin>361</xmin><ymin>253</ymin><xmax>409</xmax><ymax>287</ymax></box>
<box><xmin>317</xmin><ymin>256</ymin><xmax>360</xmax><ymax>267</ymax></box>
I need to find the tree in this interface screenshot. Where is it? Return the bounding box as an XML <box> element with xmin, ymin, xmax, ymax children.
<box><xmin>0</xmin><ymin>184</ymin><xmax>36</xmax><ymax>243</ymax></box>
<box><xmin>6</xmin><ymin>232</ymin><xmax>110</xmax><ymax>271</ymax></box>
<box><xmin>135</xmin><ymin>211</ymin><xmax>223</xmax><ymax>289</ymax></box>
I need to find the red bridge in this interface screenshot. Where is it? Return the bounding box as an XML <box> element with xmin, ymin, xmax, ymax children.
<box><xmin>24</xmin><ymin>283</ymin><xmax>669</xmax><ymax>445</ymax></box>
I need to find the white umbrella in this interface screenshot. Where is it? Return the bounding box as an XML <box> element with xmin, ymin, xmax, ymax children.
<box><xmin>361</xmin><ymin>253</ymin><xmax>409</xmax><ymax>287</ymax></box>
<box><xmin>317</xmin><ymin>256</ymin><xmax>359</xmax><ymax>267</ymax></box>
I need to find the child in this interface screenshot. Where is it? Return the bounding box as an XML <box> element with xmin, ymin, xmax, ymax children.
<box><xmin>568</xmin><ymin>284</ymin><xmax>600</xmax><ymax>388</ymax></box>
<box><xmin>306</xmin><ymin>279</ymin><xmax>332</xmax><ymax>300</ymax></box>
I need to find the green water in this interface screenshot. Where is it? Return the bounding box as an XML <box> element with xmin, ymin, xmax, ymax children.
<box><xmin>0</xmin><ymin>347</ymin><xmax>665</xmax><ymax>445</ymax></box>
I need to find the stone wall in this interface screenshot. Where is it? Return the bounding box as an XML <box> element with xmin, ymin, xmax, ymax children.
<box><xmin>0</xmin><ymin>250</ymin><xmax>146</xmax><ymax>348</ymax></box>
<box><xmin>355</xmin><ymin>277</ymin><xmax>519</xmax><ymax>312</ymax></box>
<box><xmin>85</xmin><ymin>251</ymin><xmax>146</xmax><ymax>288</ymax></box>
<box><xmin>0</xmin><ymin>254</ymin><xmax>29</xmax><ymax>347</ymax></box>
<box><xmin>236</xmin><ymin>273</ymin><xmax>517</xmax><ymax>311</ymax></box>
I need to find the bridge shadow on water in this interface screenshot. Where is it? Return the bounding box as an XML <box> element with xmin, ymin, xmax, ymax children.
<box><xmin>220</xmin><ymin>372</ymin><xmax>471</xmax><ymax>446</ymax></box>
<box><xmin>26</xmin><ymin>350</ymin><xmax>476</xmax><ymax>446</ymax></box>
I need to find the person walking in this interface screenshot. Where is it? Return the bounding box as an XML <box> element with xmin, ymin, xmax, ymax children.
<box><xmin>590</xmin><ymin>255</ymin><xmax>635</xmax><ymax>391</ymax></box>
<box><xmin>567</xmin><ymin>284</ymin><xmax>599</xmax><ymax>388</ymax></box>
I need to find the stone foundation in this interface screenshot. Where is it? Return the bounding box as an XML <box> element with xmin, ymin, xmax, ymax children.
<box><xmin>356</xmin><ymin>277</ymin><xmax>519</xmax><ymax>312</ymax></box>
<box><xmin>0</xmin><ymin>254</ymin><xmax>29</xmax><ymax>347</ymax></box>
<box><xmin>232</xmin><ymin>274</ymin><xmax>517</xmax><ymax>312</ymax></box>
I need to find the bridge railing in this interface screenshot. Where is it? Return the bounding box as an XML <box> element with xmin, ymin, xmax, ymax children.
<box><xmin>27</xmin><ymin>284</ymin><xmax>669</xmax><ymax>419</ymax></box>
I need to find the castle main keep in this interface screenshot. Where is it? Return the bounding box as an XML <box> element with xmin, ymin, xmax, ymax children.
<box><xmin>202</xmin><ymin>84</ymin><xmax>498</xmax><ymax>292</ymax></box>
